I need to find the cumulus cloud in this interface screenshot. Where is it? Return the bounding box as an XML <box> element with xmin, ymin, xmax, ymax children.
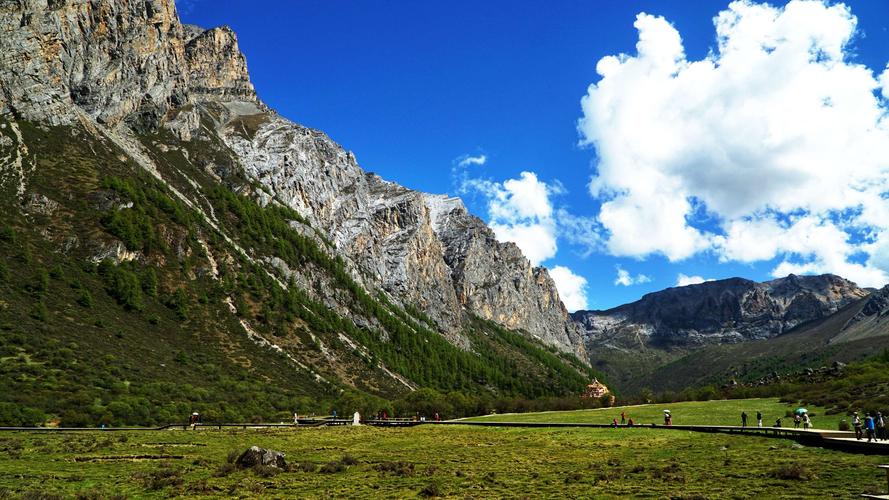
<box><xmin>549</xmin><ymin>265</ymin><xmax>589</xmax><ymax>311</ymax></box>
<box><xmin>458</xmin><ymin>170</ymin><xmax>559</xmax><ymax>265</ymax></box>
<box><xmin>579</xmin><ymin>0</ymin><xmax>889</xmax><ymax>287</ymax></box>
<box><xmin>676</xmin><ymin>274</ymin><xmax>714</xmax><ymax>287</ymax></box>
<box><xmin>456</xmin><ymin>154</ymin><xmax>487</xmax><ymax>167</ymax></box>
<box><xmin>614</xmin><ymin>266</ymin><xmax>652</xmax><ymax>287</ymax></box>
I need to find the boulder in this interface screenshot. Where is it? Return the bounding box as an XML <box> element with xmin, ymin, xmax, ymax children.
<box><xmin>236</xmin><ymin>446</ymin><xmax>286</xmax><ymax>469</ymax></box>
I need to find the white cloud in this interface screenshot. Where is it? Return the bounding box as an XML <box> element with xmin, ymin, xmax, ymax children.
<box><xmin>614</xmin><ymin>266</ymin><xmax>652</xmax><ymax>287</ymax></box>
<box><xmin>676</xmin><ymin>274</ymin><xmax>714</xmax><ymax>287</ymax></box>
<box><xmin>579</xmin><ymin>0</ymin><xmax>889</xmax><ymax>287</ymax></box>
<box><xmin>458</xmin><ymin>170</ymin><xmax>559</xmax><ymax>266</ymax></box>
<box><xmin>456</xmin><ymin>154</ymin><xmax>487</xmax><ymax>167</ymax></box>
<box><xmin>549</xmin><ymin>265</ymin><xmax>589</xmax><ymax>312</ymax></box>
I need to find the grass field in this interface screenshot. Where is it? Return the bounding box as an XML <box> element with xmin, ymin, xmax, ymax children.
<box><xmin>0</xmin><ymin>400</ymin><xmax>884</xmax><ymax>498</ymax></box>
<box><xmin>464</xmin><ymin>398</ymin><xmax>847</xmax><ymax>430</ymax></box>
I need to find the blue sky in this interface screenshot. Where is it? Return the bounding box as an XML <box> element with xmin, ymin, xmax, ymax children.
<box><xmin>181</xmin><ymin>1</ymin><xmax>889</xmax><ymax>310</ymax></box>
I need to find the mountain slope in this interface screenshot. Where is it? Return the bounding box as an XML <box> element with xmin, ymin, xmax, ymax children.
<box><xmin>574</xmin><ymin>274</ymin><xmax>867</xmax><ymax>350</ymax></box>
<box><xmin>0</xmin><ymin>0</ymin><xmax>595</xmax><ymax>425</ymax></box>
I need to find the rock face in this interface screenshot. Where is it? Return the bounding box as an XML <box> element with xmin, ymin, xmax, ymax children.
<box><xmin>0</xmin><ymin>0</ymin><xmax>585</xmax><ymax>358</ymax></box>
<box><xmin>0</xmin><ymin>0</ymin><xmax>253</xmax><ymax>127</ymax></box>
<box><xmin>236</xmin><ymin>446</ymin><xmax>287</xmax><ymax>469</ymax></box>
<box><xmin>573</xmin><ymin>274</ymin><xmax>868</xmax><ymax>350</ymax></box>
<box><xmin>218</xmin><ymin>110</ymin><xmax>584</xmax><ymax>356</ymax></box>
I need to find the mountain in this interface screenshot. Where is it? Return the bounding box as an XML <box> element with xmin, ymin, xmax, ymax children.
<box><xmin>575</xmin><ymin>275</ymin><xmax>888</xmax><ymax>394</ymax></box>
<box><xmin>0</xmin><ymin>0</ymin><xmax>593</xmax><ymax>425</ymax></box>
<box><xmin>573</xmin><ymin>274</ymin><xmax>868</xmax><ymax>350</ymax></box>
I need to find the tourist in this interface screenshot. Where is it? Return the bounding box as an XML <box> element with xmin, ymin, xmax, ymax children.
<box><xmin>877</xmin><ymin>412</ymin><xmax>885</xmax><ymax>441</ymax></box>
<box><xmin>741</xmin><ymin>411</ymin><xmax>747</xmax><ymax>427</ymax></box>
<box><xmin>756</xmin><ymin>411</ymin><xmax>763</xmax><ymax>428</ymax></box>
<box><xmin>621</xmin><ymin>411</ymin><xmax>627</xmax><ymax>425</ymax></box>
<box><xmin>793</xmin><ymin>414</ymin><xmax>801</xmax><ymax>428</ymax></box>
<box><xmin>664</xmin><ymin>410</ymin><xmax>672</xmax><ymax>426</ymax></box>
<box><xmin>293</xmin><ymin>411</ymin><xmax>298</xmax><ymax>424</ymax></box>
<box><xmin>853</xmin><ymin>412</ymin><xmax>863</xmax><ymax>440</ymax></box>
<box><xmin>866</xmin><ymin>414</ymin><xmax>876</xmax><ymax>442</ymax></box>
<box><xmin>611</xmin><ymin>418</ymin><xmax>618</xmax><ymax>428</ymax></box>
<box><xmin>802</xmin><ymin>413</ymin><xmax>811</xmax><ymax>430</ymax></box>
<box><xmin>627</xmin><ymin>418</ymin><xmax>635</xmax><ymax>427</ymax></box>
<box><xmin>774</xmin><ymin>418</ymin><xmax>782</xmax><ymax>428</ymax></box>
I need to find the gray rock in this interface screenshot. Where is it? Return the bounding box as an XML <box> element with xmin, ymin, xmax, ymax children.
<box><xmin>236</xmin><ymin>446</ymin><xmax>286</xmax><ymax>469</ymax></box>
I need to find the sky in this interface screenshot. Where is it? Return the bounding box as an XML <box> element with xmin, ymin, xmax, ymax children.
<box><xmin>180</xmin><ymin>0</ymin><xmax>889</xmax><ymax>311</ymax></box>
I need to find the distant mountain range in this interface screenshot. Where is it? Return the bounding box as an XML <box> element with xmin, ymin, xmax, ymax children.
<box><xmin>573</xmin><ymin>274</ymin><xmax>868</xmax><ymax>349</ymax></box>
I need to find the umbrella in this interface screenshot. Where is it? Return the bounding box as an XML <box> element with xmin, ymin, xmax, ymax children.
<box><xmin>794</xmin><ymin>408</ymin><xmax>808</xmax><ymax>415</ymax></box>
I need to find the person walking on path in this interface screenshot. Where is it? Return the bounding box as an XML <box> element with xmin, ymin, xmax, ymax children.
<box><xmin>853</xmin><ymin>412</ymin><xmax>863</xmax><ymax>440</ymax></box>
<box><xmin>621</xmin><ymin>411</ymin><xmax>627</xmax><ymax>425</ymax></box>
<box><xmin>877</xmin><ymin>412</ymin><xmax>885</xmax><ymax>441</ymax></box>
<box><xmin>741</xmin><ymin>411</ymin><xmax>748</xmax><ymax>427</ymax></box>
<box><xmin>866</xmin><ymin>414</ymin><xmax>877</xmax><ymax>442</ymax></box>
<box><xmin>802</xmin><ymin>413</ymin><xmax>811</xmax><ymax>430</ymax></box>
<box><xmin>664</xmin><ymin>410</ymin><xmax>672</xmax><ymax>426</ymax></box>
<box><xmin>756</xmin><ymin>411</ymin><xmax>763</xmax><ymax>428</ymax></box>
<box><xmin>793</xmin><ymin>414</ymin><xmax>801</xmax><ymax>428</ymax></box>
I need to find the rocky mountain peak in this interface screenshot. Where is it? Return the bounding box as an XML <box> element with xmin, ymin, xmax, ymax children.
<box><xmin>573</xmin><ymin>274</ymin><xmax>868</xmax><ymax>350</ymax></box>
<box><xmin>0</xmin><ymin>0</ymin><xmax>254</xmax><ymax>128</ymax></box>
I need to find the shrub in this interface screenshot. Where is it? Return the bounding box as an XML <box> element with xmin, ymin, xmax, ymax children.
<box><xmin>135</xmin><ymin>467</ymin><xmax>183</xmax><ymax>490</ymax></box>
<box><xmin>771</xmin><ymin>463</ymin><xmax>815</xmax><ymax>481</ymax></box>
<box><xmin>838</xmin><ymin>419</ymin><xmax>850</xmax><ymax>431</ymax></box>
<box><xmin>319</xmin><ymin>461</ymin><xmax>345</xmax><ymax>474</ymax></box>
<box><xmin>374</xmin><ymin>461</ymin><xmax>414</xmax><ymax>477</ymax></box>
<box><xmin>341</xmin><ymin>454</ymin><xmax>358</xmax><ymax>466</ymax></box>
<box><xmin>419</xmin><ymin>482</ymin><xmax>442</xmax><ymax>497</ymax></box>
<box><xmin>252</xmin><ymin>465</ymin><xmax>280</xmax><ymax>478</ymax></box>
<box><xmin>77</xmin><ymin>290</ymin><xmax>93</xmax><ymax>308</ymax></box>
<box><xmin>291</xmin><ymin>461</ymin><xmax>318</xmax><ymax>473</ymax></box>
<box><xmin>100</xmin><ymin>262</ymin><xmax>144</xmax><ymax>311</ymax></box>
<box><xmin>214</xmin><ymin>463</ymin><xmax>238</xmax><ymax>477</ymax></box>
<box><xmin>29</xmin><ymin>302</ymin><xmax>48</xmax><ymax>322</ymax></box>
<box><xmin>0</xmin><ymin>225</ymin><xmax>15</xmax><ymax>243</ymax></box>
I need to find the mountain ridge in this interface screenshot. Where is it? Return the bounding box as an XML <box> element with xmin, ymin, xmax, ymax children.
<box><xmin>573</xmin><ymin>273</ymin><xmax>869</xmax><ymax>350</ymax></box>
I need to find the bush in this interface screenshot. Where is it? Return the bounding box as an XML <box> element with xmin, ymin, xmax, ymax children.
<box><xmin>341</xmin><ymin>454</ymin><xmax>358</xmax><ymax>466</ymax></box>
<box><xmin>135</xmin><ymin>467</ymin><xmax>183</xmax><ymax>490</ymax></box>
<box><xmin>419</xmin><ymin>482</ymin><xmax>442</xmax><ymax>497</ymax></box>
<box><xmin>77</xmin><ymin>290</ymin><xmax>93</xmax><ymax>308</ymax></box>
<box><xmin>319</xmin><ymin>461</ymin><xmax>345</xmax><ymax>474</ymax></box>
<box><xmin>0</xmin><ymin>225</ymin><xmax>15</xmax><ymax>243</ymax></box>
<box><xmin>375</xmin><ymin>461</ymin><xmax>415</xmax><ymax>477</ymax></box>
<box><xmin>771</xmin><ymin>463</ymin><xmax>815</xmax><ymax>481</ymax></box>
<box><xmin>252</xmin><ymin>465</ymin><xmax>280</xmax><ymax>478</ymax></box>
<box><xmin>100</xmin><ymin>262</ymin><xmax>144</xmax><ymax>311</ymax></box>
<box><xmin>29</xmin><ymin>302</ymin><xmax>48</xmax><ymax>322</ymax></box>
<box><xmin>214</xmin><ymin>463</ymin><xmax>238</xmax><ymax>477</ymax></box>
<box><xmin>838</xmin><ymin>419</ymin><xmax>850</xmax><ymax>431</ymax></box>
<box><xmin>291</xmin><ymin>461</ymin><xmax>318</xmax><ymax>473</ymax></box>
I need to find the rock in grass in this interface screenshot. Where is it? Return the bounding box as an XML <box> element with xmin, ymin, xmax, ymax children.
<box><xmin>236</xmin><ymin>446</ymin><xmax>287</xmax><ymax>469</ymax></box>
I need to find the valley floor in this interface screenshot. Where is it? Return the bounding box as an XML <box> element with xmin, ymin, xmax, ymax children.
<box><xmin>0</xmin><ymin>400</ymin><xmax>885</xmax><ymax>498</ymax></box>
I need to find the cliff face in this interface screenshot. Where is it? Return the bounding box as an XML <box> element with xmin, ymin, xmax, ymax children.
<box><xmin>573</xmin><ymin>274</ymin><xmax>868</xmax><ymax>350</ymax></box>
<box><xmin>0</xmin><ymin>0</ymin><xmax>585</xmax><ymax>358</ymax></box>
<box><xmin>0</xmin><ymin>0</ymin><xmax>253</xmax><ymax>128</ymax></box>
<box><xmin>217</xmin><ymin>110</ymin><xmax>584</xmax><ymax>356</ymax></box>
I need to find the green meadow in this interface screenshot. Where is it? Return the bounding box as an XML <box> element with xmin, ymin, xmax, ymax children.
<box><xmin>464</xmin><ymin>398</ymin><xmax>846</xmax><ymax>429</ymax></box>
<box><xmin>0</xmin><ymin>399</ymin><xmax>884</xmax><ymax>498</ymax></box>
